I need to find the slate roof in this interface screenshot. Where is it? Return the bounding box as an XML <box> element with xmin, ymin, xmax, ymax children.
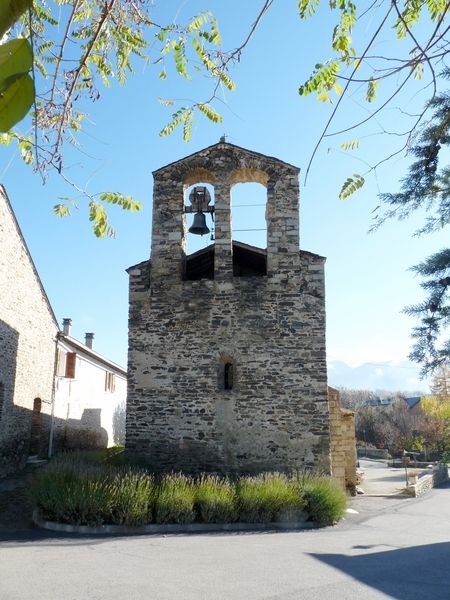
<box><xmin>58</xmin><ymin>333</ymin><xmax>127</xmax><ymax>376</ymax></box>
<box><xmin>405</xmin><ymin>396</ymin><xmax>422</xmax><ymax>409</ymax></box>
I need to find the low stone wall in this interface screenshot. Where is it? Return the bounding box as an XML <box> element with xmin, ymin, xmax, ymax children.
<box><xmin>357</xmin><ymin>448</ymin><xmax>389</xmax><ymax>460</ymax></box>
<box><xmin>389</xmin><ymin>459</ymin><xmax>434</xmax><ymax>468</ymax></box>
<box><xmin>405</xmin><ymin>465</ymin><xmax>449</xmax><ymax>497</ymax></box>
<box><xmin>328</xmin><ymin>387</ymin><xmax>357</xmax><ymax>492</ymax></box>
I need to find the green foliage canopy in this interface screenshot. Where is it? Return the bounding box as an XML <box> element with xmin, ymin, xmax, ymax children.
<box><xmin>1</xmin><ymin>0</ymin><xmax>247</xmax><ymax>236</ymax></box>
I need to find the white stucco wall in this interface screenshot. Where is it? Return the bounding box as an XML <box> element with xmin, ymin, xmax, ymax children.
<box><xmin>53</xmin><ymin>340</ymin><xmax>126</xmax><ymax>449</ymax></box>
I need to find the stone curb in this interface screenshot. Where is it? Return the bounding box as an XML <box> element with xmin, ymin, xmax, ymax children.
<box><xmin>353</xmin><ymin>493</ymin><xmax>410</xmax><ymax>499</ymax></box>
<box><xmin>32</xmin><ymin>510</ymin><xmax>318</xmax><ymax>535</ymax></box>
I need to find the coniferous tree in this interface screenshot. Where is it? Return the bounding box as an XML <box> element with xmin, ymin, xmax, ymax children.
<box><xmin>374</xmin><ymin>84</ymin><xmax>450</xmax><ymax>374</ymax></box>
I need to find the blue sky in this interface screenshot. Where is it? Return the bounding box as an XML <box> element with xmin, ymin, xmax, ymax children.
<box><xmin>2</xmin><ymin>1</ymin><xmax>448</xmax><ymax>391</ymax></box>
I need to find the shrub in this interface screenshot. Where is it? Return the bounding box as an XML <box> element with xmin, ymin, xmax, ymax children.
<box><xmin>32</xmin><ymin>459</ymin><xmax>111</xmax><ymax>526</ymax></box>
<box><xmin>154</xmin><ymin>473</ymin><xmax>195</xmax><ymax>524</ymax></box>
<box><xmin>31</xmin><ymin>453</ymin><xmax>347</xmax><ymax>528</ymax></box>
<box><xmin>31</xmin><ymin>454</ymin><xmax>153</xmax><ymax>526</ymax></box>
<box><xmin>237</xmin><ymin>473</ymin><xmax>305</xmax><ymax>523</ymax></box>
<box><xmin>299</xmin><ymin>473</ymin><xmax>347</xmax><ymax>526</ymax></box>
<box><xmin>107</xmin><ymin>469</ymin><xmax>154</xmax><ymax>526</ymax></box>
<box><xmin>195</xmin><ymin>475</ymin><xmax>237</xmax><ymax>523</ymax></box>
<box><xmin>439</xmin><ymin>450</ymin><xmax>450</xmax><ymax>465</ymax></box>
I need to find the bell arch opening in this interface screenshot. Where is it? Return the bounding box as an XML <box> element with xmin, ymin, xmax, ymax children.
<box><xmin>231</xmin><ymin>181</ymin><xmax>267</xmax><ymax>276</ymax></box>
<box><xmin>183</xmin><ymin>182</ymin><xmax>215</xmax><ymax>281</ymax></box>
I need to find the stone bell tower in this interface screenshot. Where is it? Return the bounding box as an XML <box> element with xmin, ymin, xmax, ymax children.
<box><xmin>126</xmin><ymin>140</ymin><xmax>331</xmax><ymax>474</ymax></box>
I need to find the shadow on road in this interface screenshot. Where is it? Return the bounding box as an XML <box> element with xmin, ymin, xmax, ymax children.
<box><xmin>310</xmin><ymin>541</ymin><xmax>450</xmax><ymax>599</ymax></box>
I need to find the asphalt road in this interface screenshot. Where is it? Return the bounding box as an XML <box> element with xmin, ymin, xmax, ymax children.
<box><xmin>1</xmin><ymin>483</ymin><xmax>450</xmax><ymax>600</ymax></box>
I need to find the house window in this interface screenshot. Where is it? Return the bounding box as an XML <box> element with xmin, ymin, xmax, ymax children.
<box><xmin>65</xmin><ymin>352</ymin><xmax>77</xmax><ymax>378</ymax></box>
<box><xmin>56</xmin><ymin>350</ymin><xmax>66</xmax><ymax>377</ymax></box>
<box><xmin>105</xmin><ymin>371</ymin><xmax>116</xmax><ymax>393</ymax></box>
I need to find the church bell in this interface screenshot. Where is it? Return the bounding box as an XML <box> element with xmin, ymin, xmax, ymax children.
<box><xmin>189</xmin><ymin>212</ymin><xmax>210</xmax><ymax>236</ymax></box>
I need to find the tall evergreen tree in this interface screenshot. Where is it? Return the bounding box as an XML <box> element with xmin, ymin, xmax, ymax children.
<box><xmin>376</xmin><ymin>85</ymin><xmax>450</xmax><ymax>373</ymax></box>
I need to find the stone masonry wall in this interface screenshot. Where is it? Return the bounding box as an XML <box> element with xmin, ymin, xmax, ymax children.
<box><xmin>126</xmin><ymin>142</ymin><xmax>331</xmax><ymax>474</ymax></box>
<box><xmin>0</xmin><ymin>187</ymin><xmax>57</xmax><ymax>477</ymax></box>
<box><xmin>328</xmin><ymin>386</ymin><xmax>357</xmax><ymax>491</ymax></box>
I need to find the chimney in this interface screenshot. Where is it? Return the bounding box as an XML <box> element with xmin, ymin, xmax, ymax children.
<box><xmin>62</xmin><ymin>318</ymin><xmax>72</xmax><ymax>336</ymax></box>
<box><xmin>85</xmin><ymin>332</ymin><xmax>94</xmax><ymax>349</ymax></box>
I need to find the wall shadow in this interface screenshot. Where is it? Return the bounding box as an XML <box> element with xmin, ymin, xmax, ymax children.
<box><xmin>310</xmin><ymin>540</ymin><xmax>450</xmax><ymax>599</ymax></box>
<box><xmin>1</xmin><ymin>403</ymin><xmax>109</xmax><ymax>479</ymax></box>
<box><xmin>0</xmin><ymin>319</ymin><xmax>19</xmax><ymax>417</ymax></box>
<box><xmin>0</xmin><ymin>320</ymin><xmax>21</xmax><ymax>475</ymax></box>
<box><xmin>59</xmin><ymin>408</ymin><xmax>108</xmax><ymax>450</ymax></box>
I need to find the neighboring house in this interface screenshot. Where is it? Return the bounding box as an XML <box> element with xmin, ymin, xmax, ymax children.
<box><xmin>0</xmin><ymin>185</ymin><xmax>126</xmax><ymax>477</ymax></box>
<box><xmin>405</xmin><ymin>396</ymin><xmax>422</xmax><ymax>409</ymax></box>
<box><xmin>0</xmin><ymin>185</ymin><xmax>58</xmax><ymax>477</ymax></box>
<box><xmin>366</xmin><ymin>397</ymin><xmax>395</xmax><ymax>407</ymax></box>
<box><xmin>53</xmin><ymin>320</ymin><xmax>126</xmax><ymax>450</ymax></box>
<box><xmin>127</xmin><ymin>139</ymin><xmax>356</xmax><ymax>486</ymax></box>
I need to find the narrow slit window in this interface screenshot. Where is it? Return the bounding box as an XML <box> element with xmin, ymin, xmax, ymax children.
<box><xmin>224</xmin><ymin>362</ymin><xmax>233</xmax><ymax>390</ymax></box>
<box><xmin>0</xmin><ymin>382</ymin><xmax>4</xmax><ymax>420</ymax></box>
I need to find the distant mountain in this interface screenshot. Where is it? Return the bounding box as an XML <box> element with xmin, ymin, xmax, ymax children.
<box><xmin>327</xmin><ymin>359</ymin><xmax>429</xmax><ymax>394</ymax></box>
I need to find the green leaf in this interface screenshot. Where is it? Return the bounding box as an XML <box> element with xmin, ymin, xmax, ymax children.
<box><xmin>414</xmin><ymin>63</ymin><xmax>424</xmax><ymax>80</ymax></box>
<box><xmin>339</xmin><ymin>173</ymin><xmax>365</xmax><ymax>200</ymax></box>
<box><xmin>218</xmin><ymin>71</ymin><xmax>235</xmax><ymax>91</ymax></box>
<box><xmin>53</xmin><ymin>204</ymin><xmax>71</xmax><ymax>218</ymax></box>
<box><xmin>159</xmin><ymin>107</ymin><xmax>189</xmax><ymax>137</ymax></box>
<box><xmin>298</xmin><ymin>60</ymin><xmax>340</xmax><ymax>97</ymax></box>
<box><xmin>366</xmin><ymin>77</ymin><xmax>378</xmax><ymax>102</ymax></box>
<box><xmin>99</xmin><ymin>192</ymin><xmax>143</xmax><ymax>212</ymax></box>
<box><xmin>197</xmin><ymin>103</ymin><xmax>222</xmax><ymax>123</ymax></box>
<box><xmin>173</xmin><ymin>41</ymin><xmax>189</xmax><ymax>78</ymax></box>
<box><xmin>0</xmin><ymin>0</ymin><xmax>32</xmax><ymax>38</ymax></box>
<box><xmin>89</xmin><ymin>201</ymin><xmax>115</xmax><ymax>238</ymax></box>
<box><xmin>0</xmin><ymin>73</ymin><xmax>34</xmax><ymax>132</ymax></box>
<box><xmin>186</xmin><ymin>12</ymin><xmax>212</xmax><ymax>33</ymax></box>
<box><xmin>182</xmin><ymin>110</ymin><xmax>193</xmax><ymax>142</ymax></box>
<box><xmin>317</xmin><ymin>91</ymin><xmax>331</xmax><ymax>103</ymax></box>
<box><xmin>0</xmin><ymin>132</ymin><xmax>13</xmax><ymax>145</ymax></box>
<box><xmin>340</xmin><ymin>139</ymin><xmax>360</xmax><ymax>151</ymax></box>
<box><xmin>33</xmin><ymin>3</ymin><xmax>58</xmax><ymax>26</ymax></box>
<box><xmin>298</xmin><ymin>0</ymin><xmax>320</xmax><ymax>18</ymax></box>
<box><xmin>209</xmin><ymin>17</ymin><xmax>221</xmax><ymax>44</ymax></box>
<box><xmin>18</xmin><ymin>136</ymin><xmax>33</xmax><ymax>164</ymax></box>
<box><xmin>0</xmin><ymin>39</ymin><xmax>33</xmax><ymax>85</ymax></box>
